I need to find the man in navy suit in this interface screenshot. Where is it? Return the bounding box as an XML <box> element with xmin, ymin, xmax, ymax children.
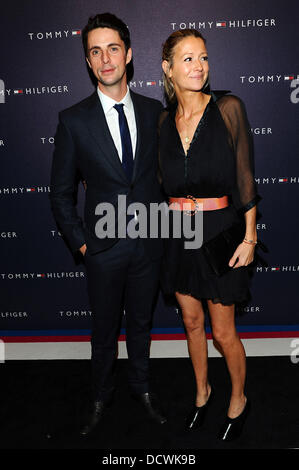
<box><xmin>50</xmin><ymin>13</ymin><xmax>166</xmax><ymax>435</ymax></box>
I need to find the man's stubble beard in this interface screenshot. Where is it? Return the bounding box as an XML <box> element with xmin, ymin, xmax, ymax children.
<box><xmin>97</xmin><ymin>68</ymin><xmax>127</xmax><ymax>88</ymax></box>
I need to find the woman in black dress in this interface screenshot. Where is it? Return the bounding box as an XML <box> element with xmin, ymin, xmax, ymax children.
<box><xmin>159</xmin><ymin>29</ymin><xmax>260</xmax><ymax>441</ymax></box>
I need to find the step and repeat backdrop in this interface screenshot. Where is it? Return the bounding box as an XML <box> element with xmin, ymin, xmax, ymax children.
<box><xmin>1</xmin><ymin>0</ymin><xmax>298</xmax><ymax>357</ymax></box>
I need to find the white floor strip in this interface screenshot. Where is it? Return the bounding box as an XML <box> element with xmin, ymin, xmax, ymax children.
<box><xmin>2</xmin><ymin>337</ymin><xmax>295</xmax><ymax>360</ymax></box>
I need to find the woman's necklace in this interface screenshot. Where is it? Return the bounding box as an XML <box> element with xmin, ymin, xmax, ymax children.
<box><xmin>182</xmin><ymin>119</ymin><xmax>193</xmax><ymax>145</ymax></box>
<box><xmin>178</xmin><ymin>96</ymin><xmax>210</xmax><ymax>146</ymax></box>
<box><xmin>179</xmin><ymin>111</ymin><xmax>201</xmax><ymax>146</ymax></box>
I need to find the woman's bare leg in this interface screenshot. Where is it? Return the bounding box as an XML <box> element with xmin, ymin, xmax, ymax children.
<box><xmin>176</xmin><ymin>292</ymin><xmax>211</xmax><ymax>406</ymax></box>
<box><xmin>207</xmin><ymin>300</ymin><xmax>247</xmax><ymax>418</ymax></box>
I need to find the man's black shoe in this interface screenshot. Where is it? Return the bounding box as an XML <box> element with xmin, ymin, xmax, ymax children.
<box><xmin>79</xmin><ymin>400</ymin><xmax>109</xmax><ymax>436</ymax></box>
<box><xmin>132</xmin><ymin>392</ymin><xmax>167</xmax><ymax>425</ymax></box>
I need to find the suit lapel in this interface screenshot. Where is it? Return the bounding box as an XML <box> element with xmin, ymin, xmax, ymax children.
<box><xmin>85</xmin><ymin>92</ymin><xmax>128</xmax><ymax>183</ymax></box>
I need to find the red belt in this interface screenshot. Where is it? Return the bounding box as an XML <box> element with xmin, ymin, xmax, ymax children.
<box><xmin>169</xmin><ymin>195</ymin><xmax>229</xmax><ymax>212</ymax></box>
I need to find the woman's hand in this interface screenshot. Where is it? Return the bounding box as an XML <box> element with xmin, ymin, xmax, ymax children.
<box><xmin>229</xmin><ymin>242</ymin><xmax>255</xmax><ymax>269</ymax></box>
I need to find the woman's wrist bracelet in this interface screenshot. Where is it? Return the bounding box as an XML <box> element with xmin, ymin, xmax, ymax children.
<box><xmin>243</xmin><ymin>238</ymin><xmax>257</xmax><ymax>245</ymax></box>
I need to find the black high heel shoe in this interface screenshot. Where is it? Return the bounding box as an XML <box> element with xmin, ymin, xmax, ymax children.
<box><xmin>217</xmin><ymin>398</ymin><xmax>251</xmax><ymax>442</ymax></box>
<box><xmin>185</xmin><ymin>388</ymin><xmax>213</xmax><ymax>431</ymax></box>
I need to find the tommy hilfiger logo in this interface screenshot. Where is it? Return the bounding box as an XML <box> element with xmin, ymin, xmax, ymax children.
<box><xmin>11</xmin><ymin>85</ymin><xmax>69</xmax><ymax>96</ymax></box>
<box><xmin>0</xmin><ymin>272</ymin><xmax>85</xmax><ymax>280</ymax></box>
<box><xmin>240</xmin><ymin>74</ymin><xmax>299</xmax><ymax>84</ymax></box>
<box><xmin>59</xmin><ymin>310</ymin><xmax>92</xmax><ymax>317</ymax></box>
<box><xmin>256</xmin><ymin>266</ymin><xmax>299</xmax><ymax>272</ymax></box>
<box><xmin>0</xmin><ymin>232</ymin><xmax>17</xmax><ymax>239</ymax></box>
<box><xmin>0</xmin><ymin>311</ymin><xmax>28</xmax><ymax>318</ymax></box>
<box><xmin>170</xmin><ymin>18</ymin><xmax>276</xmax><ymax>30</ymax></box>
<box><xmin>255</xmin><ymin>177</ymin><xmax>299</xmax><ymax>184</ymax></box>
<box><xmin>27</xmin><ymin>30</ymin><xmax>81</xmax><ymax>40</ymax></box>
<box><xmin>129</xmin><ymin>80</ymin><xmax>163</xmax><ymax>88</ymax></box>
<box><xmin>0</xmin><ymin>186</ymin><xmax>50</xmax><ymax>195</ymax></box>
<box><xmin>0</xmin><ymin>85</ymin><xmax>69</xmax><ymax>99</ymax></box>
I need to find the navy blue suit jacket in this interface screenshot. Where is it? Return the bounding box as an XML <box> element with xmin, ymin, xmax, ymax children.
<box><xmin>50</xmin><ymin>90</ymin><xmax>164</xmax><ymax>259</ymax></box>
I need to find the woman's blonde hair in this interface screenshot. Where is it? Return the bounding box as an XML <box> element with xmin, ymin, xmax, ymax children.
<box><xmin>162</xmin><ymin>29</ymin><xmax>208</xmax><ymax>104</ymax></box>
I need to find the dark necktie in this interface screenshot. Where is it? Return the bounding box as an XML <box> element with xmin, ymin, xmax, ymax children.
<box><xmin>114</xmin><ymin>103</ymin><xmax>134</xmax><ymax>182</ymax></box>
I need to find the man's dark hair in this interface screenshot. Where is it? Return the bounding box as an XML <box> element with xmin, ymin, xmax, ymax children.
<box><xmin>82</xmin><ymin>12</ymin><xmax>131</xmax><ymax>57</ymax></box>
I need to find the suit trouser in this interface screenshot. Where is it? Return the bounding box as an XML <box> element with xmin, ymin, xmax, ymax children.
<box><xmin>84</xmin><ymin>238</ymin><xmax>161</xmax><ymax>403</ymax></box>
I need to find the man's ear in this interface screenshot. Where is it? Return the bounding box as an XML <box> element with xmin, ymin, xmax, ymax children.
<box><xmin>126</xmin><ymin>47</ymin><xmax>133</xmax><ymax>65</ymax></box>
<box><xmin>86</xmin><ymin>57</ymin><xmax>91</xmax><ymax>68</ymax></box>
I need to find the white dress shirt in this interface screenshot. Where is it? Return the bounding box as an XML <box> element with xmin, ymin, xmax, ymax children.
<box><xmin>97</xmin><ymin>86</ymin><xmax>137</xmax><ymax>161</ymax></box>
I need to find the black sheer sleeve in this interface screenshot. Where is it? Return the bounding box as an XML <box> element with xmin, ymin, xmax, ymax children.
<box><xmin>217</xmin><ymin>95</ymin><xmax>261</xmax><ymax>213</ymax></box>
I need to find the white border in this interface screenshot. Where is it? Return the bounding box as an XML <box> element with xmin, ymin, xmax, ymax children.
<box><xmin>2</xmin><ymin>337</ymin><xmax>296</xmax><ymax>360</ymax></box>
